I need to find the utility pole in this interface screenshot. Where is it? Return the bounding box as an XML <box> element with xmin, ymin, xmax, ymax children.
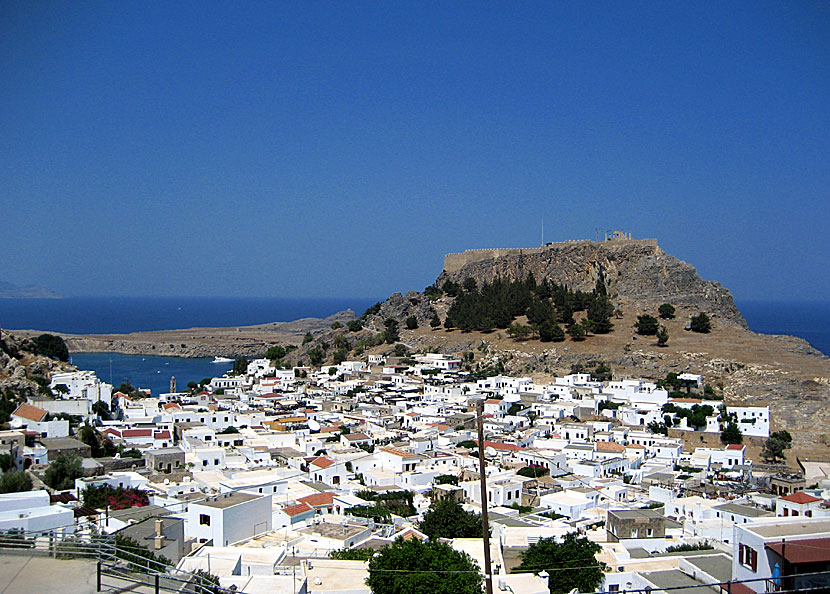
<box><xmin>476</xmin><ymin>399</ymin><xmax>494</xmax><ymax>594</ymax></box>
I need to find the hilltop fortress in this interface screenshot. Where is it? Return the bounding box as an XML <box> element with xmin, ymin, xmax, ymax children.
<box><xmin>443</xmin><ymin>232</ymin><xmax>657</xmax><ymax>274</ymax></box>
<box><xmin>439</xmin><ymin>233</ymin><xmax>746</xmax><ymax>327</ymax></box>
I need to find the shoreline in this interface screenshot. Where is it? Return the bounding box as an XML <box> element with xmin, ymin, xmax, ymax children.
<box><xmin>9</xmin><ymin>309</ymin><xmax>358</xmax><ymax>358</ymax></box>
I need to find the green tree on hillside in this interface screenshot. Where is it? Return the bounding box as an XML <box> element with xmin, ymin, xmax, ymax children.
<box><xmin>720</xmin><ymin>422</ymin><xmax>743</xmax><ymax>445</ymax></box>
<box><xmin>659</xmin><ymin>303</ymin><xmax>676</xmax><ymax>319</ymax></box>
<box><xmin>265</xmin><ymin>345</ymin><xmax>287</xmax><ymax>360</ymax></box>
<box><xmin>33</xmin><ymin>334</ymin><xmax>69</xmax><ymax>362</ymax></box>
<box><xmin>656</xmin><ymin>326</ymin><xmax>669</xmax><ymax>347</ymax></box>
<box><xmin>232</xmin><ymin>356</ymin><xmax>248</xmax><ymax>376</ymax></box>
<box><xmin>635</xmin><ymin>315</ymin><xmax>660</xmax><ymax>336</ymax></box>
<box><xmin>690</xmin><ymin>312</ymin><xmax>711</xmax><ymax>333</ymax></box>
<box><xmin>429</xmin><ymin>313</ymin><xmax>441</xmax><ymax>329</ymax></box>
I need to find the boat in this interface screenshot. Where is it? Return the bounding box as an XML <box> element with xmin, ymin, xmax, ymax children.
<box><xmin>212</xmin><ymin>356</ymin><xmax>233</xmax><ymax>363</ymax></box>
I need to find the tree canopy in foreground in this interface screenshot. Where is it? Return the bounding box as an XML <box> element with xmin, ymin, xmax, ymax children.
<box><xmin>515</xmin><ymin>533</ymin><xmax>607</xmax><ymax>594</ymax></box>
<box><xmin>417</xmin><ymin>496</ymin><xmax>482</xmax><ymax>540</ymax></box>
<box><xmin>366</xmin><ymin>537</ymin><xmax>482</xmax><ymax>594</ymax></box>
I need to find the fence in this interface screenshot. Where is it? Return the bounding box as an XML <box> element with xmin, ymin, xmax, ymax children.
<box><xmin>0</xmin><ymin>528</ymin><xmax>242</xmax><ymax>594</ymax></box>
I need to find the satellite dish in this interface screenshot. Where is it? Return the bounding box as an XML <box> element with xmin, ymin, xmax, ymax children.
<box><xmin>374</xmin><ymin>396</ymin><xmax>384</xmax><ymax>405</ymax></box>
<box><xmin>307</xmin><ymin>419</ymin><xmax>321</xmax><ymax>432</ymax></box>
<box><xmin>485</xmin><ymin>447</ymin><xmax>497</xmax><ymax>457</ymax></box>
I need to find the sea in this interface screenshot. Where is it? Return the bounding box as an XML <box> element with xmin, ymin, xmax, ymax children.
<box><xmin>0</xmin><ymin>296</ymin><xmax>378</xmax><ymax>396</ymax></box>
<box><xmin>0</xmin><ymin>297</ymin><xmax>827</xmax><ymax>396</ymax></box>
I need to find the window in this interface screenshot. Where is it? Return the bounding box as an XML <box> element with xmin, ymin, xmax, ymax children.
<box><xmin>739</xmin><ymin>544</ymin><xmax>757</xmax><ymax>571</ymax></box>
<box><xmin>609</xmin><ymin>586</ymin><xmax>620</xmax><ymax>593</ymax></box>
<box><xmin>199</xmin><ymin>514</ymin><xmax>210</xmax><ymax>526</ymax></box>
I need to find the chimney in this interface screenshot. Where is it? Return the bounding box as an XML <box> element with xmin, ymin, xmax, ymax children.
<box><xmin>154</xmin><ymin>519</ymin><xmax>165</xmax><ymax>550</ymax></box>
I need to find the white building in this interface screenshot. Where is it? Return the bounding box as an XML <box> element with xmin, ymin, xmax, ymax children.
<box><xmin>187</xmin><ymin>492</ymin><xmax>272</xmax><ymax>546</ymax></box>
<box><xmin>0</xmin><ymin>490</ymin><xmax>74</xmax><ymax>535</ymax></box>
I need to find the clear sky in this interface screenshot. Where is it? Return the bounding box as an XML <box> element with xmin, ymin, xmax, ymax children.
<box><xmin>1</xmin><ymin>2</ymin><xmax>828</xmax><ymax>301</ymax></box>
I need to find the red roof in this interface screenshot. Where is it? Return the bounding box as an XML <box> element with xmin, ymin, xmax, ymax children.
<box><xmin>478</xmin><ymin>441</ymin><xmax>522</xmax><ymax>452</ymax></box>
<box><xmin>768</xmin><ymin>537</ymin><xmax>830</xmax><ymax>564</ymax></box>
<box><xmin>780</xmin><ymin>492</ymin><xmax>821</xmax><ymax>504</ymax></box>
<box><xmin>298</xmin><ymin>492</ymin><xmax>335</xmax><ymax>507</ymax></box>
<box><xmin>11</xmin><ymin>403</ymin><xmax>48</xmax><ymax>423</ymax></box>
<box><xmin>283</xmin><ymin>502</ymin><xmax>313</xmax><ymax>517</ymax></box>
<box><xmin>162</xmin><ymin>403</ymin><xmax>181</xmax><ymax>410</ymax></box>
<box><xmin>154</xmin><ymin>431</ymin><xmax>171</xmax><ymax>439</ymax></box>
<box><xmin>310</xmin><ymin>456</ymin><xmax>335</xmax><ymax>469</ymax></box>
<box><xmin>122</xmin><ymin>429</ymin><xmax>152</xmax><ymax>438</ymax></box>
<box><xmin>726</xmin><ymin>444</ymin><xmax>745</xmax><ymax>450</ymax></box>
<box><xmin>596</xmin><ymin>441</ymin><xmax>625</xmax><ymax>453</ymax></box>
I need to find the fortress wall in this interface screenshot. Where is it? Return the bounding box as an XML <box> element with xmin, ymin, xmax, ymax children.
<box><xmin>442</xmin><ymin>238</ymin><xmax>657</xmax><ymax>273</ymax></box>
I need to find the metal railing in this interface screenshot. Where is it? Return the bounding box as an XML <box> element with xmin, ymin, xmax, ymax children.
<box><xmin>0</xmin><ymin>528</ymin><xmax>243</xmax><ymax>594</ymax></box>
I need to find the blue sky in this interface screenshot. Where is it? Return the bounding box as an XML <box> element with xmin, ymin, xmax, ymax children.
<box><xmin>1</xmin><ymin>2</ymin><xmax>828</xmax><ymax>301</ymax></box>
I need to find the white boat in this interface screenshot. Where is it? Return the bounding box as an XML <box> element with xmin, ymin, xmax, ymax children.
<box><xmin>212</xmin><ymin>356</ymin><xmax>233</xmax><ymax>363</ymax></box>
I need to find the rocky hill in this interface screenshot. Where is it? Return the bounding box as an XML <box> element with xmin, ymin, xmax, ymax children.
<box><xmin>0</xmin><ymin>332</ymin><xmax>74</xmax><ymax>400</ymax></box>
<box><xmin>438</xmin><ymin>238</ymin><xmax>746</xmax><ymax>327</ymax></box>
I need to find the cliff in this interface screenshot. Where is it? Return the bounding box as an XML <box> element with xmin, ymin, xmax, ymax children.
<box><xmin>437</xmin><ymin>238</ymin><xmax>747</xmax><ymax>327</ymax></box>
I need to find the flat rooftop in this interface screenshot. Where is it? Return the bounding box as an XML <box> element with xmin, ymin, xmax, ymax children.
<box><xmin>301</xmin><ymin>522</ymin><xmax>367</xmax><ymax>540</ymax></box>
<box><xmin>748</xmin><ymin>518</ymin><xmax>830</xmax><ymax>539</ymax></box>
<box><xmin>200</xmin><ymin>492</ymin><xmax>260</xmax><ymax>509</ymax></box>
<box><xmin>683</xmin><ymin>553</ymin><xmax>733</xmax><ymax>582</ymax></box>
<box><xmin>641</xmin><ymin>569</ymin><xmax>715</xmax><ymax>594</ymax></box>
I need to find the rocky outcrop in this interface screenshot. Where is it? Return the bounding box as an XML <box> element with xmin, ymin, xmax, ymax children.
<box><xmin>0</xmin><ymin>332</ymin><xmax>74</xmax><ymax>399</ymax></box>
<box><xmin>437</xmin><ymin>239</ymin><xmax>746</xmax><ymax>327</ymax></box>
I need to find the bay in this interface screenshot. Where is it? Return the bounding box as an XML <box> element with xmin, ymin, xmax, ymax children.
<box><xmin>70</xmin><ymin>352</ymin><xmax>234</xmax><ymax>396</ymax></box>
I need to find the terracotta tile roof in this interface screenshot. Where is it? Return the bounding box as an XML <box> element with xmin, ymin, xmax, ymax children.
<box><xmin>480</xmin><ymin>440</ymin><xmax>522</xmax><ymax>452</ymax></box>
<box><xmin>298</xmin><ymin>492</ymin><xmax>335</xmax><ymax>507</ymax></box>
<box><xmin>427</xmin><ymin>423</ymin><xmax>450</xmax><ymax>431</ymax></box>
<box><xmin>625</xmin><ymin>444</ymin><xmax>646</xmax><ymax>450</ymax></box>
<box><xmin>780</xmin><ymin>492</ymin><xmax>821</xmax><ymax>504</ymax></box>
<box><xmin>162</xmin><ymin>403</ymin><xmax>181</xmax><ymax>410</ymax></box>
<box><xmin>11</xmin><ymin>403</ymin><xmax>48</xmax><ymax>423</ymax></box>
<box><xmin>596</xmin><ymin>441</ymin><xmax>625</xmax><ymax>452</ymax></box>
<box><xmin>154</xmin><ymin>431</ymin><xmax>172</xmax><ymax>439</ymax></box>
<box><xmin>102</xmin><ymin>428</ymin><xmax>121</xmax><ymax>438</ymax></box>
<box><xmin>381</xmin><ymin>446</ymin><xmax>417</xmax><ymax>458</ymax></box>
<box><xmin>725</xmin><ymin>444</ymin><xmax>745</xmax><ymax>450</ymax></box>
<box><xmin>344</xmin><ymin>433</ymin><xmax>371</xmax><ymax>441</ymax></box>
<box><xmin>669</xmin><ymin>398</ymin><xmax>702</xmax><ymax>403</ymax></box>
<box><xmin>310</xmin><ymin>456</ymin><xmax>335</xmax><ymax>469</ymax></box>
<box><xmin>767</xmin><ymin>537</ymin><xmax>830</xmax><ymax>564</ymax></box>
<box><xmin>122</xmin><ymin>428</ymin><xmax>153</xmax><ymax>438</ymax></box>
<box><xmin>485</xmin><ymin>399</ymin><xmax>502</xmax><ymax>404</ymax></box>
<box><xmin>319</xmin><ymin>426</ymin><xmax>341</xmax><ymax>433</ymax></box>
<box><xmin>283</xmin><ymin>502</ymin><xmax>313</xmax><ymax>517</ymax></box>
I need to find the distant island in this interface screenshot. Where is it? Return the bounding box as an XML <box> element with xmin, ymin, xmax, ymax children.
<box><xmin>0</xmin><ymin>281</ymin><xmax>60</xmax><ymax>299</ymax></box>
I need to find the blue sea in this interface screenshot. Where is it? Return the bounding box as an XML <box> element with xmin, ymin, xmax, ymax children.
<box><xmin>737</xmin><ymin>300</ymin><xmax>830</xmax><ymax>358</ymax></box>
<box><xmin>0</xmin><ymin>296</ymin><xmax>378</xmax><ymax>334</ymax></box>
<box><xmin>69</xmin><ymin>352</ymin><xmax>233</xmax><ymax>396</ymax></box>
<box><xmin>0</xmin><ymin>297</ymin><xmax>826</xmax><ymax>395</ymax></box>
